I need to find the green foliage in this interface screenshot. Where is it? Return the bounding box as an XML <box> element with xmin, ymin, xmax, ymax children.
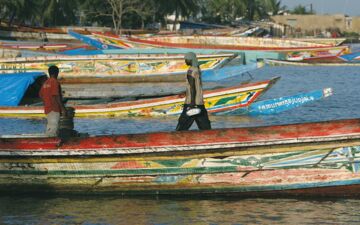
<box><xmin>0</xmin><ymin>0</ymin><xmax>287</xmax><ymax>30</ymax></box>
<box><xmin>291</xmin><ymin>4</ymin><xmax>314</xmax><ymax>15</ymax></box>
<box><xmin>40</xmin><ymin>0</ymin><xmax>78</xmax><ymax>26</ymax></box>
<box><xmin>342</xmin><ymin>31</ymin><xmax>359</xmax><ymax>38</ymax></box>
<box><xmin>265</xmin><ymin>0</ymin><xmax>286</xmax><ymax>16</ymax></box>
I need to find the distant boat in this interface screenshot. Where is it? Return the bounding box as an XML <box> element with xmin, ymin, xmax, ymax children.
<box><xmin>1</xmin><ymin>117</ymin><xmax>360</xmax><ymax>197</ymax></box>
<box><xmin>285</xmin><ymin>46</ymin><xmax>348</xmax><ymax>62</ymax></box>
<box><xmin>292</xmin><ymin>38</ymin><xmax>346</xmax><ymax>46</ymax></box>
<box><xmin>0</xmin><ymin>41</ymin><xmax>68</xmax><ymax>51</ymax></box>
<box><xmin>126</xmin><ymin>35</ymin><xmax>341</xmax><ymax>51</ymax></box>
<box><xmin>264</xmin><ymin>59</ymin><xmax>360</xmax><ymax>67</ymax></box>
<box><xmin>0</xmin><ymin>77</ymin><xmax>278</xmax><ymax>118</ymax></box>
<box><xmin>68</xmin><ymin>30</ymin><xmax>124</xmax><ymax>50</ymax></box>
<box><xmin>338</xmin><ymin>51</ymin><xmax>360</xmax><ymax>62</ymax></box>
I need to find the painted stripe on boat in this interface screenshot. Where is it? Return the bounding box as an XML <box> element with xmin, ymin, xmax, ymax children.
<box><xmin>1</xmin><ymin>133</ymin><xmax>360</xmax><ymax>156</ymax></box>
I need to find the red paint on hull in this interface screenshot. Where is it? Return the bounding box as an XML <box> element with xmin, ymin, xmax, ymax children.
<box><xmin>127</xmin><ymin>37</ymin><xmax>343</xmax><ymax>51</ymax></box>
<box><xmin>1</xmin><ymin>118</ymin><xmax>360</xmax><ymax>151</ymax></box>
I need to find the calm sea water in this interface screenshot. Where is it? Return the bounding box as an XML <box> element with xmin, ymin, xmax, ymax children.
<box><xmin>1</xmin><ymin>61</ymin><xmax>360</xmax><ymax>224</ymax></box>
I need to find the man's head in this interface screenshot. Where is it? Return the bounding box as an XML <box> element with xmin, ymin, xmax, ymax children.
<box><xmin>184</xmin><ymin>52</ymin><xmax>198</xmax><ymax>67</ymax></box>
<box><xmin>48</xmin><ymin>65</ymin><xmax>59</xmax><ymax>78</ymax></box>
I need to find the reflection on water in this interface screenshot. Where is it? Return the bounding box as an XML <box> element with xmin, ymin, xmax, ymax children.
<box><xmin>1</xmin><ymin>196</ymin><xmax>360</xmax><ymax>225</ymax></box>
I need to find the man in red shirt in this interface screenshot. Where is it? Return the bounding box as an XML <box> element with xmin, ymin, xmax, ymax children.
<box><xmin>39</xmin><ymin>65</ymin><xmax>66</xmax><ymax>136</ymax></box>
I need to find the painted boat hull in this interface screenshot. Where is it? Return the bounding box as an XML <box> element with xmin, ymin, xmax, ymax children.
<box><xmin>293</xmin><ymin>38</ymin><xmax>346</xmax><ymax>46</ymax></box>
<box><xmin>218</xmin><ymin>88</ymin><xmax>333</xmax><ymax>116</ymax></box>
<box><xmin>285</xmin><ymin>46</ymin><xmax>349</xmax><ymax>61</ymax></box>
<box><xmin>1</xmin><ymin>118</ymin><xmax>360</xmax><ymax>196</ymax></box>
<box><xmin>60</xmin><ymin>62</ymin><xmax>262</xmax><ymax>98</ymax></box>
<box><xmin>0</xmin><ymin>53</ymin><xmax>234</xmax><ymax>83</ymax></box>
<box><xmin>265</xmin><ymin>59</ymin><xmax>360</xmax><ymax>67</ymax></box>
<box><xmin>339</xmin><ymin>51</ymin><xmax>360</xmax><ymax>62</ymax></box>
<box><xmin>0</xmin><ymin>77</ymin><xmax>278</xmax><ymax>118</ymax></box>
<box><xmin>68</xmin><ymin>30</ymin><xmax>122</xmax><ymax>50</ymax></box>
<box><xmin>88</xmin><ymin>48</ymin><xmax>284</xmax><ymax>65</ymax></box>
<box><xmin>123</xmin><ymin>35</ymin><xmax>349</xmax><ymax>61</ymax></box>
<box><xmin>126</xmin><ymin>36</ymin><xmax>332</xmax><ymax>51</ymax></box>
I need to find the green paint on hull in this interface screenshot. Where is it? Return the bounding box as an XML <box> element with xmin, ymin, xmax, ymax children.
<box><xmin>154</xmin><ymin>159</ymin><xmax>192</xmax><ymax>167</ymax></box>
<box><xmin>0</xmin><ymin>166</ymin><xmax>239</xmax><ymax>176</ymax></box>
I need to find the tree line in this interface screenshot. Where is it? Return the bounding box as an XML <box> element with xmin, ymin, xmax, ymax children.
<box><xmin>0</xmin><ymin>0</ymin><xmax>314</xmax><ymax>33</ymax></box>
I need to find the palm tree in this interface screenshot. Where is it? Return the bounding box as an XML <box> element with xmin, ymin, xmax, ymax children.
<box><xmin>292</xmin><ymin>4</ymin><xmax>314</xmax><ymax>15</ymax></box>
<box><xmin>157</xmin><ymin>0</ymin><xmax>200</xmax><ymax>30</ymax></box>
<box><xmin>201</xmin><ymin>0</ymin><xmax>271</xmax><ymax>24</ymax></box>
<box><xmin>204</xmin><ymin>0</ymin><xmax>245</xmax><ymax>24</ymax></box>
<box><xmin>38</xmin><ymin>0</ymin><xmax>78</xmax><ymax>26</ymax></box>
<box><xmin>242</xmin><ymin>0</ymin><xmax>267</xmax><ymax>21</ymax></box>
<box><xmin>265</xmin><ymin>0</ymin><xmax>286</xmax><ymax>16</ymax></box>
<box><xmin>0</xmin><ymin>0</ymin><xmax>23</xmax><ymax>26</ymax></box>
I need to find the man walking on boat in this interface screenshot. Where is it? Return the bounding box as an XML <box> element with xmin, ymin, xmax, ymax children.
<box><xmin>176</xmin><ymin>52</ymin><xmax>211</xmax><ymax>131</ymax></box>
<box><xmin>39</xmin><ymin>65</ymin><xmax>67</xmax><ymax>136</ymax></box>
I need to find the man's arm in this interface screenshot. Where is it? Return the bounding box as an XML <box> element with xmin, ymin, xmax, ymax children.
<box><xmin>52</xmin><ymin>95</ymin><xmax>66</xmax><ymax>115</ymax></box>
<box><xmin>187</xmin><ymin>75</ymin><xmax>196</xmax><ymax>108</ymax></box>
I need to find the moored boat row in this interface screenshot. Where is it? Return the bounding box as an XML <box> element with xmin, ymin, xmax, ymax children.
<box><xmin>0</xmin><ymin>24</ymin><xmax>354</xmax><ymax>197</ymax></box>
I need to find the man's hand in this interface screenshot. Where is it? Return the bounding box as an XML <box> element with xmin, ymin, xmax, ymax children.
<box><xmin>61</xmin><ymin>107</ymin><xmax>67</xmax><ymax>117</ymax></box>
<box><xmin>187</xmin><ymin>104</ymin><xmax>196</xmax><ymax>111</ymax></box>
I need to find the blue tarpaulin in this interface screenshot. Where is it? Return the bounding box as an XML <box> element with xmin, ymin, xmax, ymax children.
<box><xmin>0</xmin><ymin>72</ymin><xmax>45</xmax><ymax>106</ymax></box>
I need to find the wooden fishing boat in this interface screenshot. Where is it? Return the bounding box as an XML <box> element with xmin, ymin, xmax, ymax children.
<box><xmin>0</xmin><ymin>53</ymin><xmax>235</xmax><ymax>83</ymax></box>
<box><xmin>85</xmin><ymin>48</ymin><xmax>284</xmax><ymax>65</ymax></box>
<box><xmin>0</xmin><ymin>29</ymin><xmax>74</xmax><ymax>41</ymax></box>
<box><xmin>92</xmin><ymin>32</ymin><xmax>158</xmax><ymax>49</ymax></box>
<box><xmin>292</xmin><ymin>38</ymin><xmax>346</xmax><ymax>46</ymax></box>
<box><xmin>0</xmin><ymin>48</ymin><xmax>58</xmax><ymax>58</ymax></box>
<box><xmin>111</xmin><ymin>35</ymin><xmax>350</xmax><ymax>61</ymax></box>
<box><xmin>68</xmin><ymin>30</ymin><xmax>123</xmax><ymax>50</ymax></box>
<box><xmin>126</xmin><ymin>35</ymin><xmax>337</xmax><ymax>51</ymax></box>
<box><xmin>61</xmin><ymin>62</ymin><xmax>263</xmax><ymax>98</ymax></box>
<box><xmin>338</xmin><ymin>51</ymin><xmax>360</xmax><ymax>62</ymax></box>
<box><xmin>0</xmin><ymin>77</ymin><xmax>278</xmax><ymax>118</ymax></box>
<box><xmin>227</xmin><ymin>88</ymin><xmax>333</xmax><ymax>116</ymax></box>
<box><xmin>1</xmin><ymin>117</ymin><xmax>360</xmax><ymax>197</ymax></box>
<box><xmin>265</xmin><ymin>59</ymin><xmax>360</xmax><ymax>67</ymax></box>
<box><xmin>0</xmin><ymin>42</ymin><xmax>68</xmax><ymax>50</ymax></box>
<box><xmin>285</xmin><ymin>45</ymin><xmax>349</xmax><ymax>62</ymax></box>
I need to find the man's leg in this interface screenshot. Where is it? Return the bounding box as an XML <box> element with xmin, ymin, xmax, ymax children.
<box><xmin>195</xmin><ymin>105</ymin><xmax>211</xmax><ymax>130</ymax></box>
<box><xmin>176</xmin><ymin>105</ymin><xmax>195</xmax><ymax>131</ymax></box>
<box><xmin>46</xmin><ymin>111</ymin><xmax>60</xmax><ymax>136</ymax></box>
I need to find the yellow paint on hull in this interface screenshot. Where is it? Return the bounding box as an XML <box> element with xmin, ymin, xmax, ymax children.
<box><xmin>0</xmin><ymin>87</ymin><xmax>265</xmax><ymax>118</ymax></box>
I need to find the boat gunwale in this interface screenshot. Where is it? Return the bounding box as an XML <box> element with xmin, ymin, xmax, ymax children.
<box><xmin>0</xmin><ymin>53</ymin><xmax>236</xmax><ymax>63</ymax></box>
<box><xmin>1</xmin><ymin>117</ymin><xmax>360</xmax><ymax>156</ymax></box>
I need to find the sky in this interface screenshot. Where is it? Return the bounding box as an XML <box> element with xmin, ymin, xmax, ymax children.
<box><xmin>280</xmin><ymin>0</ymin><xmax>360</xmax><ymax>16</ymax></box>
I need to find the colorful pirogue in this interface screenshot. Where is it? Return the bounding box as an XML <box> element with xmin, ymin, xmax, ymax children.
<box><xmin>1</xmin><ymin>117</ymin><xmax>360</xmax><ymax>196</ymax></box>
<box><xmin>285</xmin><ymin>45</ymin><xmax>349</xmax><ymax>62</ymax></box>
<box><xmin>125</xmin><ymin>35</ymin><xmax>339</xmax><ymax>50</ymax></box>
<box><xmin>91</xmin><ymin>33</ymin><xmax>350</xmax><ymax>62</ymax></box>
<box><xmin>265</xmin><ymin>59</ymin><xmax>360</xmax><ymax>67</ymax></box>
<box><xmin>0</xmin><ymin>78</ymin><xmax>278</xmax><ymax>118</ymax></box>
<box><xmin>0</xmin><ymin>53</ymin><xmax>235</xmax><ymax>83</ymax></box>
